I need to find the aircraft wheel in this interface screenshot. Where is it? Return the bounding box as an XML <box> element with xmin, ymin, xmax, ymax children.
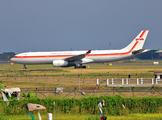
<box><xmin>23</xmin><ymin>65</ymin><xmax>27</xmax><ymax>69</ymax></box>
<box><xmin>82</xmin><ymin>66</ymin><xmax>86</xmax><ymax>68</ymax></box>
<box><xmin>74</xmin><ymin>65</ymin><xmax>78</xmax><ymax>69</ymax></box>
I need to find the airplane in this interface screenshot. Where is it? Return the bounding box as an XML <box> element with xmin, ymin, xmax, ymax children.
<box><xmin>10</xmin><ymin>30</ymin><xmax>149</xmax><ymax>69</ymax></box>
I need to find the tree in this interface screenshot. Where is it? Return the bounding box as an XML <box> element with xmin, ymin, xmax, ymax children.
<box><xmin>134</xmin><ymin>50</ymin><xmax>161</xmax><ymax>60</ymax></box>
<box><xmin>0</xmin><ymin>52</ymin><xmax>15</xmax><ymax>61</ymax></box>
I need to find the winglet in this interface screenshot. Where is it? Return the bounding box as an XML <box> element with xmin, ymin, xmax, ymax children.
<box><xmin>65</xmin><ymin>50</ymin><xmax>91</xmax><ymax>62</ymax></box>
<box><xmin>86</xmin><ymin>50</ymin><xmax>91</xmax><ymax>55</ymax></box>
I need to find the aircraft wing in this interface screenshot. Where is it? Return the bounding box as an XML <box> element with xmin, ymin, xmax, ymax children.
<box><xmin>64</xmin><ymin>50</ymin><xmax>91</xmax><ymax>62</ymax></box>
<box><xmin>132</xmin><ymin>49</ymin><xmax>147</xmax><ymax>55</ymax></box>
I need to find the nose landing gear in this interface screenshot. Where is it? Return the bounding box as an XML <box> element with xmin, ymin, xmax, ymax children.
<box><xmin>23</xmin><ymin>65</ymin><xmax>27</xmax><ymax>69</ymax></box>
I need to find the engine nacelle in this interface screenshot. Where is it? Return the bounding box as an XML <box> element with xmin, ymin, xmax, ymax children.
<box><xmin>53</xmin><ymin>60</ymin><xmax>68</xmax><ymax>67</ymax></box>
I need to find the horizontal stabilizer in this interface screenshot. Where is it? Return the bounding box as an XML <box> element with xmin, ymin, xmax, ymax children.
<box><xmin>132</xmin><ymin>49</ymin><xmax>146</xmax><ymax>55</ymax></box>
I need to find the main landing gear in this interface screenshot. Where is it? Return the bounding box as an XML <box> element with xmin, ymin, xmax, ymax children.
<box><xmin>74</xmin><ymin>64</ymin><xmax>86</xmax><ymax>69</ymax></box>
<box><xmin>23</xmin><ymin>65</ymin><xmax>27</xmax><ymax>69</ymax></box>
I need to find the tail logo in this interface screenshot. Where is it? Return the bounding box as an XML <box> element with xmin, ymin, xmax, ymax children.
<box><xmin>135</xmin><ymin>38</ymin><xmax>144</xmax><ymax>41</ymax></box>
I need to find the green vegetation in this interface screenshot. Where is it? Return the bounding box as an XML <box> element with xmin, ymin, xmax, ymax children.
<box><xmin>0</xmin><ymin>80</ymin><xmax>5</xmax><ymax>90</ymax></box>
<box><xmin>135</xmin><ymin>50</ymin><xmax>160</xmax><ymax>60</ymax></box>
<box><xmin>21</xmin><ymin>92</ymin><xmax>36</xmax><ymax>99</ymax></box>
<box><xmin>1</xmin><ymin>114</ymin><xmax>162</xmax><ymax>120</ymax></box>
<box><xmin>0</xmin><ymin>61</ymin><xmax>162</xmax><ymax>119</ymax></box>
<box><xmin>0</xmin><ymin>52</ymin><xmax>15</xmax><ymax>61</ymax></box>
<box><xmin>1</xmin><ymin>95</ymin><xmax>162</xmax><ymax>116</ymax></box>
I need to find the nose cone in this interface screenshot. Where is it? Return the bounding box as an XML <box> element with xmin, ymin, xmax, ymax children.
<box><xmin>10</xmin><ymin>57</ymin><xmax>14</xmax><ymax>62</ymax></box>
<box><xmin>10</xmin><ymin>56</ymin><xmax>16</xmax><ymax>63</ymax></box>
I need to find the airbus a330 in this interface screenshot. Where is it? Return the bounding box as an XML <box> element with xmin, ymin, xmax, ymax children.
<box><xmin>10</xmin><ymin>30</ymin><xmax>149</xmax><ymax>69</ymax></box>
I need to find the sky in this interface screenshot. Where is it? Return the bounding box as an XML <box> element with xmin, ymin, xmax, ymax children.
<box><xmin>0</xmin><ymin>0</ymin><xmax>162</xmax><ymax>54</ymax></box>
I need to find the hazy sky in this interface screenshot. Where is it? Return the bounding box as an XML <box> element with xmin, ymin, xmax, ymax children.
<box><xmin>0</xmin><ymin>0</ymin><xmax>162</xmax><ymax>54</ymax></box>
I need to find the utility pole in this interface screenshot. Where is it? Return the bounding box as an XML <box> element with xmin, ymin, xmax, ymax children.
<box><xmin>78</xmin><ymin>74</ymin><xmax>80</xmax><ymax>90</ymax></box>
<box><xmin>53</xmin><ymin>101</ymin><xmax>55</xmax><ymax>120</ymax></box>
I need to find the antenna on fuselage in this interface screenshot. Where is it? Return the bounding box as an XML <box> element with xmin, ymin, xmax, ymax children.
<box><xmin>109</xmin><ymin>43</ymin><xmax>112</xmax><ymax>50</ymax></box>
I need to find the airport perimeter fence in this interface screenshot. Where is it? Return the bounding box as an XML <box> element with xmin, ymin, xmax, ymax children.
<box><xmin>1</xmin><ymin>76</ymin><xmax>162</xmax><ymax>98</ymax></box>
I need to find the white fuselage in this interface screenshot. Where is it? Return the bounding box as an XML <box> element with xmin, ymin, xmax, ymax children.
<box><xmin>11</xmin><ymin>49</ymin><xmax>133</xmax><ymax>64</ymax></box>
<box><xmin>10</xmin><ymin>30</ymin><xmax>149</xmax><ymax>68</ymax></box>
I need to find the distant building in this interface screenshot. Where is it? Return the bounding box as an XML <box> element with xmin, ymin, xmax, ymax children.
<box><xmin>155</xmin><ymin>48</ymin><xmax>162</xmax><ymax>56</ymax></box>
<box><xmin>149</xmin><ymin>71</ymin><xmax>162</xmax><ymax>79</ymax></box>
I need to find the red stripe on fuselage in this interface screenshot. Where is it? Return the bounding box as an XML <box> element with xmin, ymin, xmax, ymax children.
<box><xmin>12</xmin><ymin>41</ymin><xmax>139</xmax><ymax>59</ymax></box>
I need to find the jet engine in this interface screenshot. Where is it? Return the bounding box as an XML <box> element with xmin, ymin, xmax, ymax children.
<box><xmin>53</xmin><ymin>60</ymin><xmax>68</xmax><ymax>67</ymax></box>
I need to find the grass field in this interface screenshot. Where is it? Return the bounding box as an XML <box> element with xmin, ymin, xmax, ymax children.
<box><xmin>1</xmin><ymin>114</ymin><xmax>162</xmax><ymax>120</ymax></box>
<box><xmin>1</xmin><ymin>61</ymin><xmax>162</xmax><ymax>88</ymax></box>
<box><xmin>1</xmin><ymin>61</ymin><xmax>162</xmax><ymax>77</ymax></box>
<box><xmin>0</xmin><ymin>61</ymin><xmax>162</xmax><ymax>98</ymax></box>
<box><xmin>1</xmin><ymin>61</ymin><xmax>162</xmax><ymax>119</ymax></box>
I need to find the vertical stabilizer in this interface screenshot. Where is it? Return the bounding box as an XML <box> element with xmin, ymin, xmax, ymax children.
<box><xmin>122</xmin><ymin>30</ymin><xmax>149</xmax><ymax>51</ymax></box>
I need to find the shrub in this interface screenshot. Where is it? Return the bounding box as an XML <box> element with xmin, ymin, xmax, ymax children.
<box><xmin>1</xmin><ymin>95</ymin><xmax>162</xmax><ymax>116</ymax></box>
